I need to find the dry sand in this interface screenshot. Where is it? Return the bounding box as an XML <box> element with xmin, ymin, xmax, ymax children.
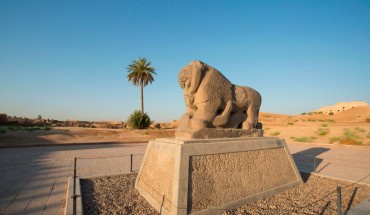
<box><xmin>261</xmin><ymin>106</ymin><xmax>370</xmax><ymax>146</ymax></box>
<box><xmin>0</xmin><ymin>127</ymin><xmax>176</xmax><ymax>147</ymax></box>
<box><xmin>0</xmin><ymin>106</ymin><xmax>369</xmax><ymax>147</ymax></box>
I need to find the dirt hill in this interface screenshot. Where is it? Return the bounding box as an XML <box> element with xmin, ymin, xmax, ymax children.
<box><xmin>330</xmin><ymin>106</ymin><xmax>370</xmax><ymax>122</ymax></box>
<box><xmin>260</xmin><ymin>106</ymin><xmax>370</xmax><ymax>124</ymax></box>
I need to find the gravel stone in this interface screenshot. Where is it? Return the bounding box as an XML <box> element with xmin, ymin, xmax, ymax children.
<box><xmin>81</xmin><ymin>172</ymin><xmax>369</xmax><ymax>215</ymax></box>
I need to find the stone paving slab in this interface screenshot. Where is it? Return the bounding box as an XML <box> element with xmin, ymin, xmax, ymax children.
<box><xmin>287</xmin><ymin>142</ymin><xmax>370</xmax><ymax>184</ymax></box>
<box><xmin>346</xmin><ymin>195</ymin><xmax>370</xmax><ymax>215</ymax></box>
<box><xmin>0</xmin><ymin>143</ymin><xmax>148</xmax><ymax>215</ymax></box>
<box><xmin>0</xmin><ymin>141</ymin><xmax>369</xmax><ymax>215</ymax></box>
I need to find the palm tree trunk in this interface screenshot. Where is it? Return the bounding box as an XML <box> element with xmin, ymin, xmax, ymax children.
<box><xmin>140</xmin><ymin>82</ymin><xmax>144</xmax><ymax>114</ymax></box>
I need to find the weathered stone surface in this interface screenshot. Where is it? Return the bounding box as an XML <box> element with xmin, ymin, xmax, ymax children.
<box><xmin>136</xmin><ymin>144</ymin><xmax>175</xmax><ymax>212</ymax></box>
<box><xmin>135</xmin><ymin>137</ymin><xmax>302</xmax><ymax>215</ymax></box>
<box><xmin>188</xmin><ymin>148</ymin><xmax>297</xmax><ymax>213</ymax></box>
<box><xmin>176</xmin><ymin>128</ymin><xmax>263</xmax><ymax>139</ymax></box>
<box><xmin>176</xmin><ymin>61</ymin><xmax>262</xmax><ymax>139</ymax></box>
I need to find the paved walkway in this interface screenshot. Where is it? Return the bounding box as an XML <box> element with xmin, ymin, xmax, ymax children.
<box><xmin>0</xmin><ymin>143</ymin><xmax>148</xmax><ymax>215</ymax></box>
<box><xmin>287</xmin><ymin>142</ymin><xmax>370</xmax><ymax>184</ymax></box>
<box><xmin>0</xmin><ymin>142</ymin><xmax>369</xmax><ymax>215</ymax></box>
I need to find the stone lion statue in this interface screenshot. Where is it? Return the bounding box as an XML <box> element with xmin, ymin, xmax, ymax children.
<box><xmin>177</xmin><ymin>60</ymin><xmax>262</xmax><ymax>136</ymax></box>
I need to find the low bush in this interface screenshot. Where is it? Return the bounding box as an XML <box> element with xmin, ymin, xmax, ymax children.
<box><xmin>7</xmin><ymin>126</ymin><xmax>22</xmax><ymax>131</ymax></box>
<box><xmin>270</xmin><ymin>131</ymin><xmax>280</xmax><ymax>136</ymax></box>
<box><xmin>293</xmin><ymin>136</ymin><xmax>317</xmax><ymax>142</ymax></box>
<box><xmin>287</xmin><ymin>122</ymin><xmax>294</xmax><ymax>125</ymax></box>
<box><xmin>329</xmin><ymin>136</ymin><xmax>340</xmax><ymax>144</ymax></box>
<box><xmin>366</xmin><ymin>132</ymin><xmax>370</xmax><ymax>139</ymax></box>
<box><xmin>340</xmin><ymin>129</ymin><xmax>361</xmax><ymax>145</ymax></box>
<box><xmin>59</xmin><ymin>129</ymin><xmax>70</xmax><ymax>132</ymax></box>
<box><xmin>321</xmin><ymin>124</ymin><xmax>328</xmax><ymax>127</ymax></box>
<box><xmin>340</xmin><ymin>138</ymin><xmax>362</xmax><ymax>145</ymax></box>
<box><xmin>316</xmin><ymin>128</ymin><xmax>329</xmax><ymax>136</ymax></box>
<box><xmin>353</xmin><ymin>127</ymin><xmax>365</xmax><ymax>132</ymax></box>
<box><xmin>25</xmin><ymin>126</ymin><xmax>42</xmax><ymax>132</ymax></box>
<box><xmin>328</xmin><ymin>129</ymin><xmax>364</xmax><ymax>145</ymax></box>
<box><xmin>0</xmin><ymin>125</ymin><xmax>51</xmax><ymax>132</ymax></box>
<box><xmin>343</xmin><ymin>129</ymin><xmax>359</xmax><ymax>140</ymax></box>
<box><xmin>128</xmin><ymin>110</ymin><xmax>151</xmax><ymax>129</ymax></box>
<box><xmin>0</xmin><ymin>128</ymin><xmax>6</xmax><ymax>134</ymax></box>
<box><xmin>366</xmin><ymin>118</ymin><xmax>370</xmax><ymax>123</ymax></box>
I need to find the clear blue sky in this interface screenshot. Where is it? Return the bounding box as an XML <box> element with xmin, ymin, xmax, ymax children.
<box><xmin>1</xmin><ymin>0</ymin><xmax>369</xmax><ymax>122</ymax></box>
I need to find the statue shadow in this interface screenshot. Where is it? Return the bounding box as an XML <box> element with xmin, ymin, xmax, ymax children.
<box><xmin>292</xmin><ymin>147</ymin><xmax>330</xmax><ymax>182</ymax></box>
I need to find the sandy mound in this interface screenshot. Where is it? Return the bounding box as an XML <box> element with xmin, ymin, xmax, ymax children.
<box><xmin>330</xmin><ymin>106</ymin><xmax>370</xmax><ymax>122</ymax></box>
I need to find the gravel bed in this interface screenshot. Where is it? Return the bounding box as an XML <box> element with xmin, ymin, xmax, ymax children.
<box><xmin>81</xmin><ymin>172</ymin><xmax>369</xmax><ymax>215</ymax></box>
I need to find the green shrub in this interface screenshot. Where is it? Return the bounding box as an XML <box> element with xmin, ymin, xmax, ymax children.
<box><xmin>328</xmin><ymin>129</ymin><xmax>364</xmax><ymax>145</ymax></box>
<box><xmin>44</xmin><ymin>126</ymin><xmax>51</xmax><ymax>131</ymax></box>
<box><xmin>25</xmin><ymin>126</ymin><xmax>41</xmax><ymax>132</ymax></box>
<box><xmin>0</xmin><ymin>128</ymin><xmax>6</xmax><ymax>134</ymax></box>
<box><xmin>343</xmin><ymin>129</ymin><xmax>359</xmax><ymax>139</ymax></box>
<box><xmin>316</xmin><ymin>128</ymin><xmax>329</xmax><ymax>136</ymax></box>
<box><xmin>353</xmin><ymin>127</ymin><xmax>365</xmax><ymax>132</ymax></box>
<box><xmin>301</xmin><ymin>113</ymin><xmax>307</xmax><ymax>115</ymax></box>
<box><xmin>340</xmin><ymin>138</ymin><xmax>362</xmax><ymax>145</ymax></box>
<box><xmin>329</xmin><ymin>112</ymin><xmax>334</xmax><ymax>115</ymax></box>
<box><xmin>367</xmin><ymin>132</ymin><xmax>370</xmax><ymax>139</ymax></box>
<box><xmin>59</xmin><ymin>129</ymin><xmax>70</xmax><ymax>132</ymax></box>
<box><xmin>307</xmin><ymin>119</ymin><xmax>316</xmax><ymax>122</ymax></box>
<box><xmin>287</xmin><ymin>122</ymin><xmax>294</xmax><ymax>125</ymax></box>
<box><xmin>270</xmin><ymin>131</ymin><xmax>280</xmax><ymax>136</ymax></box>
<box><xmin>340</xmin><ymin>129</ymin><xmax>361</xmax><ymax>145</ymax></box>
<box><xmin>366</xmin><ymin>118</ymin><xmax>370</xmax><ymax>123</ymax></box>
<box><xmin>7</xmin><ymin>126</ymin><xmax>22</xmax><ymax>131</ymax></box>
<box><xmin>128</xmin><ymin>110</ymin><xmax>151</xmax><ymax>129</ymax></box>
<box><xmin>321</xmin><ymin>124</ymin><xmax>328</xmax><ymax>127</ymax></box>
<box><xmin>293</xmin><ymin>136</ymin><xmax>317</xmax><ymax>142</ymax></box>
<box><xmin>329</xmin><ymin>136</ymin><xmax>340</xmax><ymax>144</ymax></box>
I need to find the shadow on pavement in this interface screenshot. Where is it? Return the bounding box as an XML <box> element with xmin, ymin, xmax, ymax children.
<box><xmin>292</xmin><ymin>147</ymin><xmax>330</xmax><ymax>182</ymax></box>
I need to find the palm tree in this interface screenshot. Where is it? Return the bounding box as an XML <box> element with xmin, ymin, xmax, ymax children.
<box><xmin>126</xmin><ymin>57</ymin><xmax>156</xmax><ymax>114</ymax></box>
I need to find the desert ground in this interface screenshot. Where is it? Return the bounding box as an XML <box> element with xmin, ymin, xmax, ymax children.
<box><xmin>0</xmin><ymin>107</ymin><xmax>369</xmax><ymax>214</ymax></box>
<box><xmin>261</xmin><ymin>106</ymin><xmax>370</xmax><ymax>146</ymax></box>
<box><xmin>1</xmin><ymin>106</ymin><xmax>369</xmax><ymax>147</ymax></box>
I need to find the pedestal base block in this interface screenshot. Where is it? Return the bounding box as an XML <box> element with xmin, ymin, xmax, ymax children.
<box><xmin>175</xmin><ymin>128</ymin><xmax>263</xmax><ymax>139</ymax></box>
<box><xmin>135</xmin><ymin>137</ymin><xmax>302</xmax><ymax>215</ymax></box>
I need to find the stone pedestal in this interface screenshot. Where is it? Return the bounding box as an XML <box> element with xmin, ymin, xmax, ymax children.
<box><xmin>175</xmin><ymin>128</ymin><xmax>263</xmax><ymax>139</ymax></box>
<box><xmin>135</xmin><ymin>137</ymin><xmax>302</xmax><ymax>215</ymax></box>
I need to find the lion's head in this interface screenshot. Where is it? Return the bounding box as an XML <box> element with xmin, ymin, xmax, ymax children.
<box><xmin>178</xmin><ymin>61</ymin><xmax>207</xmax><ymax>94</ymax></box>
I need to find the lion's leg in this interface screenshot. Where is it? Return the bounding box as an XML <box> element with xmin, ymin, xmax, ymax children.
<box><xmin>213</xmin><ymin>100</ymin><xmax>233</xmax><ymax>127</ymax></box>
<box><xmin>192</xmin><ymin>99</ymin><xmax>221</xmax><ymax>128</ymax></box>
<box><xmin>242</xmin><ymin>104</ymin><xmax>259</xmax><ymax>130</ymax></box>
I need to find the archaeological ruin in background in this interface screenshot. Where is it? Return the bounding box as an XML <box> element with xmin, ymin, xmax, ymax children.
<box><xmin>314</xmin><ymin>101</ymin><xmax>368</xmax><ymax>115</ymax></box>
<box><xmin>135</xmin><ymin>61</ymin><xmax>302</xmax><ymax>215</ymax></box>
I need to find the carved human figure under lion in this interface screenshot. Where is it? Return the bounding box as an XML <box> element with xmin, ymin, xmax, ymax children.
<box><xmin>176</xmin><ymin>60</ymin><xmax>263</xmax><ymax>139</ymax></box>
